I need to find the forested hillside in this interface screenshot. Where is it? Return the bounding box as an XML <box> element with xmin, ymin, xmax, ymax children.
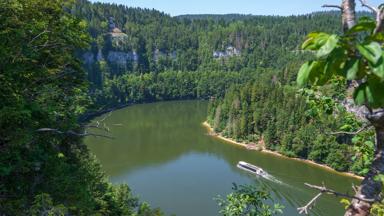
<box><xmin>0</xmin><ymin>0</ymin><xmax>162</xmax><ymax>215</ymax></box>
<box><xmin>206</xmin><ymin>72</ymin><xmax>375</xmax><ymax>175</ymax></box>
<box><xmin>70</xmin><ymin>1</ymin><xmax>348</xmax><ymax>109</ymax></box>
<box><xmin>69</xmin><ymin>1</ymin><xmax>374</xmax><ymax>175</ymax></box>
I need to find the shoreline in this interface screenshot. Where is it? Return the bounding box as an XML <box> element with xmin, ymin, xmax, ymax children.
<box><xmin>202</xmin><ymin>121</ymin><xmax>364</xmax><ymax>180</ymax></box>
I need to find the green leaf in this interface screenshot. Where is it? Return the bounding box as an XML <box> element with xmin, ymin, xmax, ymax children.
<box><xmin>340</xmin><ymin>199</ymin><xmax>351</xmax><ymax>210</ymax></box>
<box><xmin>302</xmin><ymin>33</ymin><xmax>330</xmax><ymax>50</ymax></box>
<box><xmin>353</xmin><ymin>83</ymin><xmax>369</xmax><ymax>105</ymax></box>
<box><xmin>374</xmin><ymin>174</ymin><xmax>384</xmax><ymax>184</ymax></box>
<box><xmin>340</xmin><ymin>124</ymin><xmax>352</xmax><ymax>131</ymax></box>
<box><xmin>357</xmin><ymin>42</ymin><xmax>383</xmax><ymax>65</ymax></box>
<box><xmin>58</xmin><ymin>153</ymin><xmax>65</xmax><ymax>158</ymax></box>
<box><xmin>367</xmin><ymin>77</ymin><xmax>384</xmax><ymax>108</ymax></box>
<box><xmin>315</xmin><ymin>61</ymin><xmax>332</xmax><ymax>85</ymax></box>
<box><xmin>344</xmin><ymin>59</ymin><xmax>359</xmax><ymax>80</ymax></box>
<box><xmin>370</xmin><ymin>54</ymin><xmax>384</xmax><ymax>80</ymax></box>
<box><xmin>302</xmin><ymin>34</ymin><xmax>317</xmax><ymax>50</ymax></box>
<box><xmin>347</xmin><ymin>19</ymin><xmax>376</xmax><ymax>34</ymax></box>
<box><xmin>297</xmin><ymin>61</ymin><xmax>313</xmax><ymax>87</ymax></box>
<box><xmin>354</xmin><ymin>79</ymin><xmax>384</xmax><ymax>108</ymax></box>
<box><xmin>316</xmin><ymin>35</ymin><xmax>339</xmax><ymax>58</ymax></box>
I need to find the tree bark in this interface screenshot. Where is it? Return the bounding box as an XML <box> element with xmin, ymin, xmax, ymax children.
<box><xmin>342</xmin><ymin>0</ymin><xmax>357</xmax><ymax>31</ymax></box>
<box><xmin>345</xmin><ymin>110</ymin><xmax>384</xmax><ymax>216</ymax></box>
<box><xmin>374</xmin><ymin>10</ymin><xmax>384</xmax><ymax>34</ymax></box>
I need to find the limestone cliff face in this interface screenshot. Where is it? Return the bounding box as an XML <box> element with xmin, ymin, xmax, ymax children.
<box><xmin>83</xmin><ymin>49</ymin><xmax>104</xmax><ymax>64</ymax></box>
<box><xmin>107</xmin><ymin>51</ymin><xmax>138</xmax><ymax>64</ymax></box>
<box><xmin>213</xmin><ymin>46</ymin><xmax>241</xmax><ymax>59</ymax></box>
<box><xmin>82</xmin><ymin>19</ymin><xmax>176</xmax><ymax>70</ymax></box>
<box><xmin>82</xmin><ymin>26</ymin><xmax>138</xmax><ymax>68</ymax></box>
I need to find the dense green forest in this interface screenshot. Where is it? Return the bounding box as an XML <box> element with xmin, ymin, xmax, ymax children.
<box><xmin>70</xmin><ymin>0</ymin><xmax>350</xmax><ymax>109</ymax></box>
<box><xmin>206</xmin><ymin>72</ymin><xmax>375</xmax><ymax>175</ymax></box>
<box><xmin>0</xmin><ymin>0</ymin><xmax>162</xmax><ymax>215</ymax></box>
<box><xmin>71</xmin><ymin>0</ymin><xmax>374</xmax><ymax>175</ymax></box>
<box><xmin>1</xmin><ymin>0</ymin><xmax>380</xmax><ymax>215</ymax></box>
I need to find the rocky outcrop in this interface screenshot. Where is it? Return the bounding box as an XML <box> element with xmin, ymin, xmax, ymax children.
<box><xmin>107</xmin><ymin>51</ymin><xmax>138</xmax><ymax>64</ymax></box>
<box><xmin>342</xmin><ymin>98</ymin><xmax>369</xmax><ymax>120</ymax></box>
<box><xmin>213</xmin><ymin>46</ymin><xmax>241</xmax><ymax>58</ymax></box>
<box><xmin>82</xmin><ymin>17</ymin><xmax>180</xmax><ymax>69</ymax></box>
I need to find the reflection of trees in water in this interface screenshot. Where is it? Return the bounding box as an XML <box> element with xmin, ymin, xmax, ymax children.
<box><xmin>86</xmin><ymin>101</ymin><xmax>356</xmax><ymax>216</ymax></box>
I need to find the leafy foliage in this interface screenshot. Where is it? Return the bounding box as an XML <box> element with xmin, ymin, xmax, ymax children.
<box><xmin>297</xmin><ymin>17</ymin><xmax>384</xmax><ymax>108</ymax></box>
<box><xmin>0</xmin><ymin>0</ymin><xmax>162</xmax><ymax>215</ymax></box>
<box><xmin>216</xmin><ymin>184</ymin><xmax>284</xmax><ymax>216</ymax></box>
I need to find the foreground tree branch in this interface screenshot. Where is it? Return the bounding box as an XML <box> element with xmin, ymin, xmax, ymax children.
<box><xmin>358</xmin><ymin>0</ymin><xmax>384</xmax><ymax>34</ymax></box>
<box><xmin>359</xmin><ymin>0</ymin><xmax>379</xmax><ymax>13</ymax></box>
<box><xmin>301</xmin><ymin>1</ymin><xmax>384</xmax><ymax>215</ymax></box>
<box><xmin>298</xmin><ymin>183</ymin><xmax>376</xmax><ymax>215</ymax></box>
<box><xmin>83</xmin><ymin>111</ymin><xmax>113</xmax><ymax>133</ymax></box>
<box><xmin>36</xmin><ymin>128</ymin><xmax>114</xmax><ymax>139</ymax></box>
<box><xmin>322</xmin><ymin>0</ymin><xmax>357</xmax><ymax>30</ymax></box>
<box><xmin>345</xmin><ymin>110</ymin><xmax>384</xmax><ymax>216</ymax></box>
<box><xmin>329</xmin><ymin>124</ymin><xmax>372</xmax><ymax>135</ymax></box>
<box><xmin>298</xmin><ymin>193</ymin><xmax>322</xmax><ymax>215</ymax></box>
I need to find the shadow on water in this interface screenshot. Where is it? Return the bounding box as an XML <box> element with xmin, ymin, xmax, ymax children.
<box><xmin>86</xmin><ymin>100</ymin><xmax>359</xmax><ymax>216</ymax></box>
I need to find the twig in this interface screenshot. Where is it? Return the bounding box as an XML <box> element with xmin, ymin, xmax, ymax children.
<box><xmin>298</xmin><ymin>183</ymin><xmax>376</xmax><ymax>215</ymax></box>
<box><xmin>298</xmin><ymin>193</ymin><xmax>322</xmax><ymax>215</ymax></box>
<box><xmin>28</xmin><ymin>30</ymin><xmax>50</xmax><ymax>45</ymax></box>
<box><xmin>83</xmin><ymin>111</ymin><xmax>113</xmax><ymax>132</ymax></box>
<box><xmin>36</xmin><ymin>128</ymin><xmax>114</xmax><ymax>139</ymax></box>
<box><xmin>329</xmin><ymin>124</ymin><xmax>372</xmax><ymax>135</ymax></box>
<box><xmin>358</xmin><ymin>0</ymin><xmax>384</xmax><ymax>34</ymax></box>
<box><xmin>322</xmin><ymin>4</ymin><xmax>343</xmax><ymax>10</ymax></box>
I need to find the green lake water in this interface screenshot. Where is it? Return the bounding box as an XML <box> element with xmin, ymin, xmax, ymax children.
<box><xmin>86</xmin><ymin>100</ymin><xmax>359</xmax><ymax>216</ymax></box>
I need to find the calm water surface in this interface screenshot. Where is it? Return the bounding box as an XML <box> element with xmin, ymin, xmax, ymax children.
<box><xmin>86</xmin><ymin>101</ymin><xmax>359</xmax><ymax>216</ymax></box>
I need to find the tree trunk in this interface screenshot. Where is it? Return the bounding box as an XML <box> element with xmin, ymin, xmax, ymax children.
<box><xmin>374</xmin><ymin>11</ymin><xmax>384</xmax><ymax>34</ymax></box>
<box><xmin>345</xmin><ymin>111</ymin><xmax>384</xmax><ymax>216</ymax></box>
<box><xmin>342</xmin><ymin>0</ymin><xmax>356</xmax><ymax>31</ymax></box>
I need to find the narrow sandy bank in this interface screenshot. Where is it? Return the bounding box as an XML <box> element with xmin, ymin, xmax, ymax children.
<box><xmin>202</xmin><ymin>121</ymin><xmax>364</xmax><ymax>180</ymax></box>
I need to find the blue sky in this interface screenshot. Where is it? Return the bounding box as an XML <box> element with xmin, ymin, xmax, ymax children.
<box><xmin>89</xmin><ymin>0</ymin><xmax>382</xmax><ymax>16</ymax></box>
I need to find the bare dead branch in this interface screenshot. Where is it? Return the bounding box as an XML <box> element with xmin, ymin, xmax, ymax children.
<box><xmin>329</xmin><ymin>124</ymin><xmax>372</xmax><ymax>135</ymax></box>
<box><xmin>83</xmin><ymin>111</ymin><xmax>114</xmax><ymax>132</ymax></box>
<box><xmin>36</xmin><ymin>128</ymin><xmax>114</xmax><ymax>139</ymax></box>
<box><xmin>322</xmin><ymin>4</ymin><xmax>343</xmax><ymax>10</ymax></box>
<box><xmin>298</xmin><ymin>183</ymin><xmax>376</xmax><ymax>215</ymax></box>
<box><xmin>298</xmin><ymin>193</ymin><xmax>323</xmax><ymax>215</ymax></box>
<box><xmin>112</xmin><ymin>124</ymin><xmax>124</xmax><ymax>126</ymax></box>
<box><xmin>304</xmin><ymin>183</ymin><xmax>375</xmax><ymax>203</ymax></box>
<box><xmin>358</xmin><ymin>0</ymin><xmax>379</xmax><ymax>14</ymax></box>
<box><xmin>358</xmin><ymin>0</ymin><xmax>384</xmax><ymax>34</ymax></box>
<box><xmin>100</xmin><ymin>111</ymin><xmax>113</xmax><ymax>122</ymax></box>
<box><xmin>84</xmin><ymin>125</ymin><xmax>110</xmax><ymax>132</ymax></box>
<box><xmin>28</xmin><ymin>30</ymin><xmax>50</xmax><ymax>45</ymax></box>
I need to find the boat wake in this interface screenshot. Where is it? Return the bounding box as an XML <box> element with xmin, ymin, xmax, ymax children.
<box><xmin>261</xmin><ymin>173</ymin><xmax>283</xmax><ymax>184</ymax></box>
